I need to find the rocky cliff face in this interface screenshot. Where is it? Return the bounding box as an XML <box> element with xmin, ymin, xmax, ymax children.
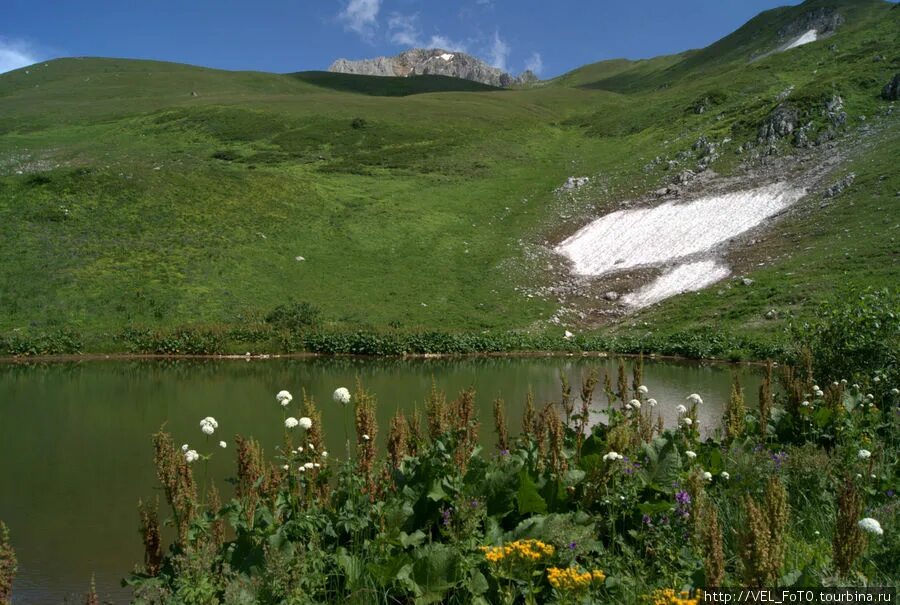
<box><xmin>329</xmin><ymin>49</ymin><xmax>534</xmax><ymax>88</ymax></box>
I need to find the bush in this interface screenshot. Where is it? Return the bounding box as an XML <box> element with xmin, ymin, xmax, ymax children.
<box><xmin>264</xmin><ymin>301</ymin><xmax>321</xmax><ymax>333</ymax></box>
<box><xmin>791</xmin><ymin>288</ymin><xmax>899</xmax><ymax>384</ymax></box>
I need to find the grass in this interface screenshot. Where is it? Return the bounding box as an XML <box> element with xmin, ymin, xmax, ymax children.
<box><xmin>0</xmin><ymin>0</ymin><xmax>898</xmax><ymax>355</ymax></box>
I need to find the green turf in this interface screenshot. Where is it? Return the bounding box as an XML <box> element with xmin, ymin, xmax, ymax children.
<box><xmin>0</xmin><ymin>0</ymin><xmax>897</xmax><ymax>353</ymax></box>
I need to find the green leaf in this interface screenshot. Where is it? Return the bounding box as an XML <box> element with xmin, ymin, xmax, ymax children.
<box><xmin>427</xmin><ymin>479</ymin><xmax>448</xmax><ymax>502</ymax></box>
<box><xmin>516</xmin><ymin>470</ymin><xmax>548</xmax><ymax>514</ymax></box>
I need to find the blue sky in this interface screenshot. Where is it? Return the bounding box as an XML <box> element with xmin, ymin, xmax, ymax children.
<box><xmin>2</xmin><ymin>0</ymin><xmax>806</xmax><ymax>77</ymax></box>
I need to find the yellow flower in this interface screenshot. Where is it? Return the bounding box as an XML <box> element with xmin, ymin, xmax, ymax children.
<box><xmin>647</xmin><ymin>588</ymin><xmax>703</xmax><ymax>605</ymax></box>
<box><xmin>547</xmin><ymin>566</ymin><xmax>605</xmax><ymax>592</ymax></box>
<box><xmin>481</xmin><ymin>539</ymin><xmax>555</xmax><ymax>565</ymax></box>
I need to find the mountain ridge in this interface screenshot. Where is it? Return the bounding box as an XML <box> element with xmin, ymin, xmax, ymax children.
<box><xmin>328</xmin><ymin>48</ymin><xmax>536</xmax><ymax>88</ymax></box>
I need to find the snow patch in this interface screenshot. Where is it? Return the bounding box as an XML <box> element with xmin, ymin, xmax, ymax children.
<box><xmin>555</xmin><ymin>183</ymin><xmax>803</xmax><ymax>277</ymax></box>
<box><xmin>439</xmin><ymin>53</ymin><xmax>454</xmax><ymax>61</ymax></box>
<box><xmin>623</xmin><ymin>260</ymin><xmax>731</xmax><ymax>308</ymax></box>
<box><xmin>554</xmin><ymin>183</ymin><xmax>806</xmax><ymax>308</ymax></box>
<box><xmin>785</xmin><ymin>29</ymin><xmax>818</xmax><ymax>50</ymax></box>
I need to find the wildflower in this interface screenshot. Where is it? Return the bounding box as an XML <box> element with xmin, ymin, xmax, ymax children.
<box><xmin>687</xmin><ymin>393</ymin><xmax>703</xmax><ymax>405</ymax></box>
<box><xmin>333</xmin><ymin>387</ymin><xmax>351</xmax><ymax>405</ymax></box>
<box><xmin>313</xmin><ymin>463</ymin><xmax>321</xmax><ymax>468</ymax></box>
<box><xmin>200</xmin><ymin>416</ymin><xmax>218</xmax><ymax>435</ymax></box>
<box><xmin>282</xmin><ymin>464</ymin><xmax>289</xmax><ymax>471</ymax></box>
<box><xmin>801</xmin><ymin>400</ymin><xmax>810</xmax><ymax>407</ymax></box>
<box><xmin>298</xmin><ymin>417</ymin><xmax>312</xmax><ymax>430</ymax></box>
<box><xmin>841</xmin><ymin>379</ymin><xmax>848</xmax><ymax>385</ymax></box>
<box><xmin>721</xmin><ymin>471</ymin><xmax>730</xmax><ymax>480</ymax></box>
<box><xmin>676</xmin><ymin>404</ymin><xmax>688</xmax><ymax>414</ymax></box>
<box><xmin>703</xmin><ymin>471</ymin><xmax>713</xmax><ymax>481</ymax></box>
<box><xmin>638</xmin><ymin>385</ymin><xmax>649</xmax><ymax>394</ymax></box>
<box><xmin>647</xmin><ymin>398</ymin><xmax>658</xmax><ymax>407</ymax></box>
<box><xmin>630</xmin><ymin>399</ymin><xmax>642</xmax><ymax>409</ymax></box>
<box><xmin>568</xmin><ymin>541</ymin><xmax>577</xmax><ymax>549</ymax></box>
<box><xmin>285</xmin><ymin>417</ymin><xmax>299</xmax><ymax>429</ymax></box>
<box><xmin>276</xmin><ymin>390</ymin><xmax>293</xmax><ymax>406</ymax></box>
<box><xmin>873</xmin><ymin>376</ymin><xmax>880</xmax><ymax>383</ymax></box>
<box><xmin>321</xmin><ymin>451</ymin><xmax>328</xmax><ymax>458</ymax></box>
<box><xmin>547</xmin><ymin>566</ymin><xmax>605</xmax><ymax>591</ymax></box>
<box><xmin>866</xmin><ymin>394</ymin><xmax>874</xmax><ymax>401</ymax></box>
<box><xmin>218</xmin><ymin>441</ymin><xmax>226</xmax><ymax>449</ymax></box>
<box><xmin>833</xmin><ymin>382</ymin><xmax>840</xmax><ymax>387</ymax></box>
<box><xmin>184</xmin><ymin>449</ymin><xmax>199</xmax><ymax>463</ymax></box>
<box><xmin>303</xmin><ymin>462</ymin><xmax>315</xmax><ymax>470</ymax></box>
<box><xmin>362</xmin><ymin>434</ymin><xmax>370</xmax><ymax>441</ymax></box>
<box><xmin>892</xmin><ymin>388</ymin><xmax>899</xmax><ymax>395</ymax></box>
<box><xmin>298</xmin><ymin>466</ymin><xmax>306</xmax><ymax>472</ymax></box>
<box><xmin>685</xmin><ymin>450</ymin><xmax>697</xmax><ymax>459</ymax></box>
<box><xmin>308</xmin><ymin>443</ymin><xmax>315</xmax><ymax>450</ymax></box>
<box><xmin>481</xmin><ymin>539</ymin><xmax>555</xmax><ymax>564</ymax></box>
<box><xmin>296</xmin><ymin>446</ymin><xmax>303</xmax><ymax>453</ymax></box>
<box><xmin>642</xmin><ymin>514</ymin><xmax>653</xmax><ymax>525</ymax></box>
<box><xmin>625</xmin><ymin>404</ymin><xmax>633</xmax><ymax>410</ymax></box>
<box><xmin>181</xmin><ymin>443</ymin><xmax>189</xmax><ymax>452</ymax></box>
<box><xmin>603</xmin><ymin>451</ymin><xmax>623</xmax><ymax>461</ymax></box>
<box><xmin>857</xmin><ymin>518</ymin><xmax>883</xmax><ymax>536</ymax></box>
<box><xmin>858</xmin><ymin>449</ymin><xmax>871</xmax><ymax>460</ymax></box>
<box><xmin>682</xmin><ymin>417</ymin><xmax>693</xmax><ymax>426</ymax></box>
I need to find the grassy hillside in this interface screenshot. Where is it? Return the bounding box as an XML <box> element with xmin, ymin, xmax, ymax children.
<box><xmin>0</xmin><ymin>0</ymin><xmax>897</xmax><ymax>355</ymax></box>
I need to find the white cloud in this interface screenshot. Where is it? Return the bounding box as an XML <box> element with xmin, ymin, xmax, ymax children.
<box><xmin>487</xmin><ymin>31</ymin><xmax>510</xmax><ymax>71</ymax></box>
<box><xmin>338</xmin><ymin>0</ymin><xmax>382</xmax><ymax>40</ymax></box>
<box><xmin>387</xmin><ymin>13</ymin><xmax>468</xmax><ymax>52</ymax></box>
<box><xmin>388</xmin><ymin>12</ymin><xmax>421</xmax><ymax>46</ymax></box>
<box><xmin>525</xmin><ymin>51</ymin><xmax>543</xmax><ymax>75</ymax></box>
<box><xmin>0</xmin><ymin>38</ymin><xmax>39</xmax><ymax>74</ymax></box>
<box><xmin>427</xmin><ymin>35</ymin><xmax>467</xmax><ymax>53</ymax></box>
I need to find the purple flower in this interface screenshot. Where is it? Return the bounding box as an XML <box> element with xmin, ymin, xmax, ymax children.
<box><xmin>887</xmin><ymin>490</ymin><xmax>895</xmax><ymax>498</ymax></box>
<box><xmin>642</xmin><ymin>514</ymin><xmax>653</xmax><ymax>526</ymax></box>
<box><xmin>567</xmin><ymin>541</ymin><xmax>577</xmax><ymax>550</ymax></box>
<box><xmin>469</xmin><ymin>499</ymin><xmax>480</xmax><ymax>509</ymax></box>
<box><xmin>500</xmin><ymin>449</ymin><xmax>510</xmax><ymax>457</ymax></box>
<box><xmin>675</xmin><ymin>490</ymin><xmax>692</xmax><ymax>519</ymax></box>
<box><xmin>441</xmin><ymin>508</ymin><xmax>452</xmax><ymax>527</ymax></box>
<box><xmin>772</xmin><ymin>451</ymin><xmax>788</xmax><ymax>470</ymax></box>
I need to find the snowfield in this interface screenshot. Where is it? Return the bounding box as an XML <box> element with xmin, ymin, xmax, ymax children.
<box><xmin>555</xmin><ymin>183</ymin><xmax>806</xmax><ymax>308</ymax></box>
<box><xmin>622</xmin><ymin>260</ymin><xmax>732</xmax><ymax>308</ymax></box>
<box><xmin>785</xmin><ymin>29</ymin><xmax>818</xmax><ymax>50</ymax></box>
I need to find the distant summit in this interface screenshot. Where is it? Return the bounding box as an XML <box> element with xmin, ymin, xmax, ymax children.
<box><xmin>328</xmin><ymin>48</ymin><xmax>536</xmax><ymax>88</ymax></box>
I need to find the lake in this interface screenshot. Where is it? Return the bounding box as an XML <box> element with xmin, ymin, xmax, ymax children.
<box><xmin>0</xmin><ymin>355</ymin><xmax>760</xmax><ymax>604</ymax></box>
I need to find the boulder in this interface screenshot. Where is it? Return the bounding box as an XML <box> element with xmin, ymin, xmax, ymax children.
<box><xmin>882</xmin><ymin>73</ymin><xmax>900</xmax><ymax>101</ymax></box>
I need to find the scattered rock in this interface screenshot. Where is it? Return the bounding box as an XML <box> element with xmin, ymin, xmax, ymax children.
<box><xmin>758</xmin><ymin>103</ymin><xmax>799</xmax><ymax>143</ymax></box>
<box><xmin>564</xmin><ymin>330</ymin><xmax>575</xmax><ymax>340</ymax></box>
<box><xmin>560</xmin><ymin>176</ymin><xmax>590</xmax><ymax>191</ymax></box>
<box><xmin>190</xmin><ymin>91</ymin><xmax>198</xmax><ymax>97</ymax></box>
<box><xmin>765</xmin><ymin>309</ymin><xmax>778</xmax><ymax>320</ymax></box>
<box><xmin>882</xmin><ymin>73</ymin><xmax>900</xmax><ymax>101</ymax></box>
<box><xmin>741</xmin><ymin>278</ymin><xmax>754</xmax><ymax>286</ymax></box>
<box><xmin>823</xmin><ymin>172</ymin><xmax>856</xmax><ymax>198</ymax></box>
<box><xmin>603</xmin><ymin>291</ymin><xmax>619</xmax><ymax>302</ymax></box>
<box><xmin>295</xmin><ymin>256</ymin><xmax>306</xmax><ymax>261</ymax></box>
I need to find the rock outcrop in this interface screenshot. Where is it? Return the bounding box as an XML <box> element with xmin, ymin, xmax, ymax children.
<box><xmin>328</xmin><ymin>49</ymin><xmax>534</xmax><ymax>88</ymax></box>
<box><xmin>882</xmin><ymin>73</ymin><xmax>900</xmax><ymax>101</ymax></box>
<box><xmin>777</xmin><ymin>7</ymin><xmax>844</xmax><ymax>41</ymax></box>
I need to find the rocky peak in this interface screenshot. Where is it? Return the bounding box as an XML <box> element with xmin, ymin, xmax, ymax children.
<box><xmin>328</xmin><ymin>48</ymin><xmax>534</xmax><ymax>88</ymax></box>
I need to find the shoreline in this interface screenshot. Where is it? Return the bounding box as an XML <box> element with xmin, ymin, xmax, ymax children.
<box><xmin>0</xmin><ymin>349</ymin><xmax>772</xmax><ymax>366</ymax></box>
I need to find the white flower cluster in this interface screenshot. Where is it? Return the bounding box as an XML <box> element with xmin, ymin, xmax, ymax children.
<box><xmin>702</xmin><ymin>471</ymin><xmax>712</xmax><ymax>481</ymax></box>
<box><xmin>857</xmin><ymin>518</ymin><xmax>883</xmax><ymax>535</ymax></box>
<box><xmin>682</xmin><ymin>417</ymin><xmax>693</xmax><ymax>427</ymax></box>
<box><xmin>685</xmin><ymin>450</ymin><xmax>697</xmax><ymax>459</ymax></box>
<box><xmin>629</xmin><ymin>399</ymin><xmax>642</xmax><ymax>409</ymax></box>
<box><xmin>286</xmin><ymin>416</ymin><xmax>313</xmax><ymax>430</ymax></box>
<box><xmin>858</xmin><ymin>449</ymin><xmax>871</xmax><ymax>460</ymax></box>
<box><xmin>676</xmin><ymin>404</ymin><xmax>688</xmax><ymax>415</ymax></box>
<box><xmin>603</xmin><ymin>451</ymin><xmax>623</xmax><ymax>462</ymax></box>
<box><xmin>686</xmin><ymin>393</ymin><xmax>703</xmax><ymax>405</ymax></box>
<box><xmin>637</xmin><ymin>385</ymin><xmax>649</xmax><ymax>394</ymax></box>
<box><xmin>646</xmin><ymin>398</ymin><xmax>657</xmax><ymax>407</ymax></box>
<box><xmin>184</xmin><ymin>449</ymin><xmax>200</xmax><ymax>463</ymax></box>
<box><xmin>333</xmin><ymin>387</ymin><xmax>351</xmax><ymax>406</ymax></box>
<box><xmin>812</xmin><ymin>385</ymin><xmax>824</xmax><ymax>398</ymax></box>
<box><xmin>276</xmin><ymin>390</ymin><xmax>293</xmax><ymax>407</ymax></box>
<box><xmin>721</xmin><ymin>471</ymin><xmax>730</xmax><ymax>480</ymax></box>
<box><xmin>200</xmin><ymin>417</ymin><xmax>218</xmax><ymax>435</ymax></box>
